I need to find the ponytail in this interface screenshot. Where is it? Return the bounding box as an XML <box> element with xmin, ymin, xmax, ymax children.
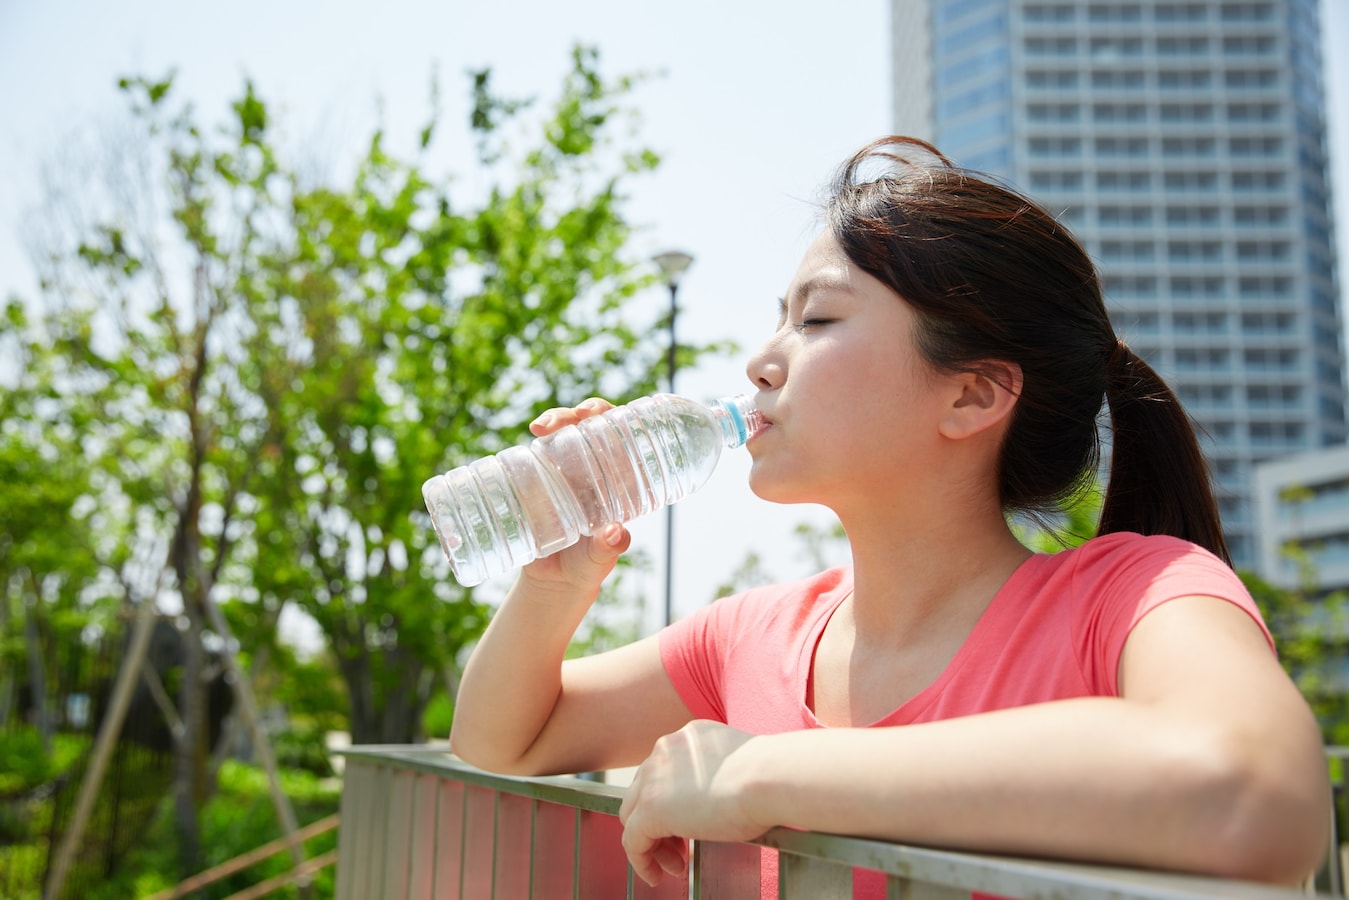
<box><xmin>1099</xmin><ymin>340</ymin><xmax>1231</xmax><ymax>566</ymax></box>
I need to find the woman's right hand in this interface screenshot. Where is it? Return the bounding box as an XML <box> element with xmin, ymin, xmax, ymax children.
<box><xmin>516</xmin><ymin>398</ymin><xmax>632</xmax><ymax>598</ymax></box>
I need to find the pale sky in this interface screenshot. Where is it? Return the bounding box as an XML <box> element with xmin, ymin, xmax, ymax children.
<box><xmin>0</xmin><ymin>1</ymin><xmax>1345</xmax><ymax>636</ymax></box>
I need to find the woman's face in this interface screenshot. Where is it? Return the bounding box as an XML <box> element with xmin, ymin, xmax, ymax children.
<box><xmin>744</xmin><ymin>231</ymin><xmax>962</xmax><ymax>512</ymax></box>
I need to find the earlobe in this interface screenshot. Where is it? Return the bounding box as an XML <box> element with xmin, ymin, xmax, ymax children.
<box><xmin>940</xmin><ymin>362</ymin><xmax>1023</xmax><ymax>440</ymax></box>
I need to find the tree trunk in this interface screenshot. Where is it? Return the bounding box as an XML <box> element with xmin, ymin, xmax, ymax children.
<box><xmin>24</xmin><ymin>594</ymin><xmax>52</xmax><ymax>750</ymax></box>
<box><xmin>335</xmin><ymin>641</ymin><xmax>428</xmax><ymax>745</ymax></box>
<box><xmin>173</xmin><ymin>593</ymin><xmax>206</xmax><ymax>887</ymax></box>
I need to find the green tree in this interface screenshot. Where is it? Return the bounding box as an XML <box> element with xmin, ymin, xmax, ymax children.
<box><xmin>9</xmin><ymin>45</ymin><xmax>718</xmax><ymax>883</ymax></box>
<box><xmin>0</xmin><ymin>302</ymin><xmax>108</xmax><ymax>746</ymax></box>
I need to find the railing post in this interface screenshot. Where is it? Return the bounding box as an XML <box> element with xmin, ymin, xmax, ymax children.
<box><xmin>883</xmin><ymin>878</ymin><xmax>971</xmax><ymax>899</ymax></box>
<box><xmin>462</xmin><ymin>784</ymin><xmax>496</xmax><ymax>897</ymax></box>
<box><xmin>381</xmin><ymin>767</ymin><xmax>415</xmax><ymax>897</ymax></box>
<box><xmin>407</xmin><ymin>772</ymin><xmax>439</xmax><ymax>897</ymax></box>
<box><xmin>777</xmin><ymin>853</ymin><xmax>852</xmax><ymax>899</ymax></box>
<box><xmin>432</xmin><ymin>778</ymin><xmax>466</xmax><ymax>898</ymax></box>
<box><xmin>531</xmin><ymin>802</ymin><xmax>579</xmax><ymax>898</ymax></box>
<box><xmin>578</xmin><ymin>808</ymin><xmax>629</xmax><ymax>897</ymax></box>
<box><xmin>693</xmin><ymin>841</ymin><xmax>762</xmax><ymax>898</ymax></box>
<box><xmin>493</xmin><ymin>791</ymin><xmax>533</xmax><ymax>897</ymax></box>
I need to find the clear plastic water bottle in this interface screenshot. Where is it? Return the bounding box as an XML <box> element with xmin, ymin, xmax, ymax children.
<box><xmin>422</xmin><ymin>393</ymin><xmax>765</xmax><ymax>586</ymax></box>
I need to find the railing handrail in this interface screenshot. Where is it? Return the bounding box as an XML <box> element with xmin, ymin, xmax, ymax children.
<box><xmin>335</xmin><ymin>746</ymin><xmax>1326</xmax><ymax>900</ymax></box>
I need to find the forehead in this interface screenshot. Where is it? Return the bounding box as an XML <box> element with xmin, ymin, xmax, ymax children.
<box><xmin>786</xmin><ymin>232</ymin><xmax>855</xmax><ymax>297</ymax></box>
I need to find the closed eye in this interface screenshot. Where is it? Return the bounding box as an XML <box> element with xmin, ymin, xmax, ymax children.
<box><xmin>794</xmin><ymin>318</ymin><xmax>835</xmax><ymax>333</ymax></box>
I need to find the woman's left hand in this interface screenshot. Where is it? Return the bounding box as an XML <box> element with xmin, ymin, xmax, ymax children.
<box><xmin>617</xmin><ymin>720</ymin><xmax>770</xmax><ymax>886</ymax></box>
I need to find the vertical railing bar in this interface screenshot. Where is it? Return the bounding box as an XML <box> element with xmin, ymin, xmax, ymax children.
<box><xmin>429</xmin><ymin>772</ymin><xmax>443</xmax><ymax>900</ymax></box>
<box><xmin>573</xmin><ymin>806</ymin><xmax>582</xmax><ymax>900</ymax></box>
<box><xmin>491</xmin><ymin>790</ymin><xmax>501</xmax><ymax>899</ymax></box>
<box><xmin>529</xmin><ymin>798</ymin><xmax>538</xmax><ymax>899</ymax></box>
<box><xmin>626</xmin><ymin>863</ymin><xmax>635</xmax><ymax>899</ymax></box>
<box><xmin>690</xmin><ymin>840</ymin><xmax>701</xmax><ymax>899</ymax></box>
<box><xmin>459</xmin><ymin>774</ymin><xmax>471</xmax><ymax>900</ymax></box>
<box><xmin>332</xmin><ymin>762</ymin><xmax>352</xmax><ymax>900</ymax></box>
<box><xmin>373</xmin><ymin>764</ymin><xmax>392</xmax><ymax>900</ymax></box>
<box><xmin>403</xmin><ymin>770</ymin><xmax>418</xmax><ymax>898</ymax></box>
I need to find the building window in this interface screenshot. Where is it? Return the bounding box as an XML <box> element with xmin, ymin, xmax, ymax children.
<box><xmin>1230</xmin><ymin>136</ymin><xmax>1284</xmax><ymax>157</ymax></box>
<box><xmin>1100</xmin><ymin>206</ymin><xmax>1153</xmax><ymax>226</ymax></box>
<box><xmin>1026</xmin><ymin>69</ymin><xmax>1080</xmax><ymax>89</ymax></box>
<box><xmin>1104</xmin><ymin>275</ymin><xmax>1158</xmax><ymax>297</ymax></box>
<box><xmin>1028</xmin><ymin>136</ymin><xmax>1083</xmax><ymax>156</ymax></box>
<box><xmin>1158</xmin><ymin>36</ymin><xmax>1211</xmax><ymax>55</ymax></box>
<box><xmin>1100</xmin><ymin>240</ymin><xmax>1156</xmax><ymax>261</ymax></box>
<box><xmin>1232</xmin><ymin>170</ymin><xmax>1285</xmax><ymax>190</ymax></box>
<box><xmin>1165</xmin><ymin>206</ymin><xmax>1220</xmax><ymax>226</ymax></box>
<box><xmin>1235</xmin><ymin>240</ymin><xmax>1291</xmax><ymax>261</ymax></box>
<box><xmin>1028</xmin><ymin>102</ymin><xmax>1082</xmax><ymax>122</ymax></box>
<box><xmin>1222</xmin><ymin>36</ymin><xmax>1277</xmax><ymax>56</ymax></box>
<box><xmin>1024</xmin><ymin>3</ymin><xmax>1077</xmax><ymax>22</ymax></box>
<box><xmin>1158</xmin><ymin>69</ymin><xmax>1211</xmax><ymax>89</ymax></box>
<box><xmin>1029</xmin><ymin>170</ymin><xmax>1085</xmax><ymax>190</ymax></box>
<box><xmin>1170</xmin><ymin>276</ymin><xmax>1226</xmax><ymax>297</ymax></box>
<box><xmin>1168</xmin><ymin>241</ymin><xmax>1223</xmax><ymax>261</ymax></box>
<box><xmin>1227</xmin><ymin>102</ymin><xmax>1281</xmax><ymax>122</ymax></box>
<box><xmin>1161</xmin><ymin>137</ymin><xmax>1217</xmax><ymax>156</ymax></box>
<box><xmin>1241</xmin><ymin>311</ymin><xmax>1297</xmax><ymax>335</ymax></box>
<box><xmin>1238</xmin><ymin>275</ymin><xmax>1293</xmax><ymax>298</ymax></box>
<box><xmin>1225</xmin><ymin>68</ymin><xmax>1278</xmax><ymax>88</ymax></box>
<box><xmin>1097</xmin><ymin>171</ymin><xmax>1152</xmax><ymax>191</ymax></box>
<box><xmin>1025</xmin><ymin>36</ymin><xmax>1078</xmax><ymax>56</ymax></box>
<box><xmin>1160</xmin><ymin>102</ymin><xmax>1215</xmax><ymax>122</ymax></box>
<box><xmin>1090</xmin><ymin>37</ymin><xmax>1144</xmax><ymax>58</ymax></box>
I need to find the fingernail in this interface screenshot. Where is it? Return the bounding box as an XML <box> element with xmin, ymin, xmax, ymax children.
<box><xmin>534</xmin><ymin>413</ymin><xmax>553</xmax><ymax>428</ymax></box>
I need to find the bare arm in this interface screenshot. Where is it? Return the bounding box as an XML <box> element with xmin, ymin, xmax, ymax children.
<box><xmin>619</xmin><ymin>596</ymin><xmax>1330</xmax><ymax>886</ymax></box>
<box><xmin>449</xmin><ymin>399</ymin><xmax>694</xmax><ymax>776</ymax></box>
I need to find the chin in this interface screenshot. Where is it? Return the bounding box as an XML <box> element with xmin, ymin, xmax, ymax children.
<box><xmin>747</xmin><ymin>471</ymin><xmax>814</xmax><ymax>507</ymax></box>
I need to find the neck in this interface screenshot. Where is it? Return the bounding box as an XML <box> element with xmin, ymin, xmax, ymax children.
<box><xmin>837</xmin><ymin>494</ymin><xmax>1032</xmax><ymax>644</ymax></box>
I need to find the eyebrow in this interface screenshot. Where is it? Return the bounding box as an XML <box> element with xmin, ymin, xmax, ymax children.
<box><xmin>782</xmin><ymin>271</ymin><xmax>854</xmax><ymax>310</ymax></box>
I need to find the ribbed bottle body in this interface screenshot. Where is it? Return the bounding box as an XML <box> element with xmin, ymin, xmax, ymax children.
<box><xmin>422</xmin><ymin>394</ymin><xmax>762</xmax><ymax>586</ymax></box>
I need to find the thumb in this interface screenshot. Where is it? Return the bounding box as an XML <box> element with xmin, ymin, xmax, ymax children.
<box><xmin>590</xmin><ymin>523</ymin><xmax>631</xmax><ymax>561</ymax></box>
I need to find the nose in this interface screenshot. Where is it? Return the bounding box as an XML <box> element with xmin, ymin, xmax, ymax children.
<box><xmin>746</xmin><ymin>333</ymin><xmax>785</xmax><ymax>391</ymax></box>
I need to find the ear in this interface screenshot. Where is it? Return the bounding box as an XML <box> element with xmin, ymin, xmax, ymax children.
<box><xmin>938</xmin><ymin>361</ymin><xmax>1023</xmax><ymax>441</ymax></box>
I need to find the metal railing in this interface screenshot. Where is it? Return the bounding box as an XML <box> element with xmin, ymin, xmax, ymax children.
<box><xmin>334</xmin><ymin>745</ymin><xmax>1329</xmax><ymax>900</ymax></box>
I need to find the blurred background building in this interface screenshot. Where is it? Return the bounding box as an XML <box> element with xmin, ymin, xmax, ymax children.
<box><xmin>1253</xmin><ymin>443</ymin><xmax>1349</xmax><ymax>593</ymax></box>
<box><xmin>890</xmin><ymin>0</ymin><xmax>1344</xmax><ymax>572</ymax></box>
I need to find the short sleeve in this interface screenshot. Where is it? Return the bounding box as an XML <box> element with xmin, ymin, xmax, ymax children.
<box><xmin>660</xmin><ymin>597</ymin><xmax>733</xmax><ymax>722</ymax></box>
<box><xmin>1077</xmin><ymin>534</ymin><xmax>1274</xmax><ymax>696</ymax></box>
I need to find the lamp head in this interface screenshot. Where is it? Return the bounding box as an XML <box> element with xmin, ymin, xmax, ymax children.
<box><xmin>653</xmin><ymin>250</ymin><xmax>695</xmax><ymax>288</ymax></box>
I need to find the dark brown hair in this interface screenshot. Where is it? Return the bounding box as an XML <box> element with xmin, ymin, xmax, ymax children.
<box><xmin>825</xmin><ymin>136</ymin><xmax>1230</xmax><ymax>565</ymax></box>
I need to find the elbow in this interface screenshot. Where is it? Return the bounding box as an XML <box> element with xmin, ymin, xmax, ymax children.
<box><xmin>1181</xmin><ymin>728</ymin><xmax>1330</xmax><ymax>885</ymax></box>
<box><xmin>448</xmin><ymin>724</ymin><xmax>514</xmax><ymax>774</ymax></box>
<box><xmin>448</xmin><ymin>724</ymin><xmax>546</xmax><ymax>777</ymax></box>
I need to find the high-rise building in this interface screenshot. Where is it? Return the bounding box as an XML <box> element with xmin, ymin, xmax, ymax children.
<box><xmin>892</xmin><ymin>0</ymin><xmax>1344</xmax><ymax>569</ymax></box>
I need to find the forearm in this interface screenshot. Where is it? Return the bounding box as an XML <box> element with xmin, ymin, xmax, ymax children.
<box><xmin>449</xmin><ymin>577</ymin><xmax>593</xmax><ymax>772</ymax></box>
<box><xmin>738</xmin><ymin>699</ymin><xmax>1328</xmax><ymax>883</ymax></box>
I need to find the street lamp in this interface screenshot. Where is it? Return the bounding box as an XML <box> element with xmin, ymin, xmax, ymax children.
<box><xmin>652</xmin><ymin>250</ymin><xmax>694</xmax><ymax>627</ymax></box>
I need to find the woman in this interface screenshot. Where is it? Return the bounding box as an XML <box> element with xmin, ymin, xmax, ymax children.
<box><xmin>448</xmin><ymin>137</ymin><xmax>1330</xmax><ymax>893</ymax></box>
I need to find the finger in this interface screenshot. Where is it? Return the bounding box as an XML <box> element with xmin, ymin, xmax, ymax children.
<box><xmin>591</xmin><ymin>523</ymin><xmax>631</xmax><ymax>560</ymax></box>
<box><xmin>529</xmin><ymin>408</ymin><xmax>574</xmax><ymax>436</ymax></box>
<box><xmin>652</xmin><ymin>836</ymin><xmax>689</xmax><ymax>879</ymax></box>
<box><xmin>622</xmin><ymin>824</ymin><xmax>664</xmax><ymax>887</ymax></box>
<box><xmin>573</xmin><ymin>397</ymin><xmax>614</xmax><ymax>424</ymax></box>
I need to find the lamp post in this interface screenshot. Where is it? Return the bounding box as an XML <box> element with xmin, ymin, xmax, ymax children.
<box><xmin>653</xmin><ymin>250</ymin><xmax>694</xmax><ymax>627</ymax></box>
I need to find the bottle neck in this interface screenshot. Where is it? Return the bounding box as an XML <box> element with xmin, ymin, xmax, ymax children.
<box><xmin>711</xmin><ymin>394</ymin><xmax>766</xmax><ymax>448</ymax></box>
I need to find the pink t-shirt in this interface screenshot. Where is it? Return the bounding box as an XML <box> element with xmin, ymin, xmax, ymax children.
<box><xmin>659</xmin><ymin>532</ymin><xmax>1272</xmax><ymax>896</ymax></box>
